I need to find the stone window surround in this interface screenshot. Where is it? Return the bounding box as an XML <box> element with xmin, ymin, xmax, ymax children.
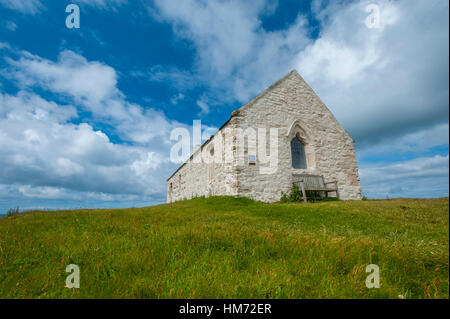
<box><xmin>286</xmin><ymin>119</ymin><xmax>317</xmax><ymax>174</ymax></box>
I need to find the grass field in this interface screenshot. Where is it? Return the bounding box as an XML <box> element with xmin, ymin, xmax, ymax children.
<box><xmin>0</xmin><ymin>197</ymin><xmax>448</xmax><ymax>299</ymax></box>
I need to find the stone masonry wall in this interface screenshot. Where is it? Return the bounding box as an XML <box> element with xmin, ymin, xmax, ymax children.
<box><xmin>234</xmin><ymin>71</ymin><xmax>362</xmax><ymax>202</ymax></box>
<box><xmin>166</xmin><ymin>121</ymin><xmax>239</xmax><ymax>203</ymax></box>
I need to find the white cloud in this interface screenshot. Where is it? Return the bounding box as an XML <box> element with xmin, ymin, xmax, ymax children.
<box><xmin>7</xmin><ymin>50</ymin><xmax>119</xmax><ymax>114</ymax></box>
<box><xmin>139</xmin><ymin>65</ymin><xmax>198</xmax><ymax>91</ymax></box>
<box><xmin>357</xmin><ymin>123</ymin><xmax>449</xmax><ymax>160</ymax></box>
<box><xmin>54</xmin><ymin>158</ymin><xmax>85</xmax><ymax>177</ymax></box>
<box><xmin>296</xmin><ymin>0</ymin><xmax>449</xmax><ymax>143</ymax></box>
<box><xmin>0</xmin><ymin>0</ymin><xmax>43</xmax><ymax>14</ymax></box>
<box><xmin>0</xmin><ymin>48</ymin><xmax>185</xmax><ymax>205</ymax></box>
<box><xmin>170</xmin><ymin>93</ymin><xmax>185</xmax><ymax>105</ymax></box>
<box><xmin>149</xmin><ymin>0</ymin><xmax>311</xmax><ymax>102</ymax></box>
<box><xmin>5</xmin><ymin>21</ymin><xmax>17</xmax><ymax>31</ymax></box>
<box><xmin>0</xmin><ymin>90</ymin><xmax>177</xmax><ymax>202</ymax></box>
<box><xmin>5</xmin><ymin>49</ymin><xmax>178</xmax><ymax>146</ymax></box>
<box><xmin>0</xmin><ymin>184</ymin><xmax>151</xmax><ymax>204</ymax></box>
<box><xmin>360</xmin><ymin>154</ymin><xmax>449</xmax><ymax>198</ymax></box>
<box><xmin>196</xmin><ymin>99</ymin><xmax>209</xmax><ymax>116</ymax></box>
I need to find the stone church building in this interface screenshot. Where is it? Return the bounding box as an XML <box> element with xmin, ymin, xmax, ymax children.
<box><xmin>167</xmin><ymin>70</ymin><xmax>362</xmax><ymax>203</ymax></box>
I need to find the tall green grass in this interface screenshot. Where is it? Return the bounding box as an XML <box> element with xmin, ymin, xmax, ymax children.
<box><xmin>0</xmin><ymin>197</ymin><xmax>448</xmax><ymax>299</ymax></box>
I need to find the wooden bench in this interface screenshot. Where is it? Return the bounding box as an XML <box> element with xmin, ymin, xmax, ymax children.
<box><xmin>293</xmin><ymin>174</ymin><xmax>339</xmax><ymax>202</ymax></box>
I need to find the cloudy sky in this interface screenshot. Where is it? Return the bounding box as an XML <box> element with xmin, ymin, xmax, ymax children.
<box><xmin>0</xmin><ymin>0</ymin><xmax>448</xmax><ymax>212</ymax></box>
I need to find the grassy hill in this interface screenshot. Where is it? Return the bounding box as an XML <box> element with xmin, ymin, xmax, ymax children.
<box><xmin>0</xmin><ymin>197</ymin><xmax>448</xmax><ymax>299</ymax></box>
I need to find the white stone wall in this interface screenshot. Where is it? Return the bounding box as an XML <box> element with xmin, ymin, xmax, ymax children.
<box><xmin>167</xmin><ymin>70</ymin><xmax>362</xmax><ymax>203</ymax></box>
<box><xmin>234</xmin><ymin>71</ymin><xmax>362</xmax><ymax>202</ymax></box>
<box><xmin>166</xmin><ymin>123</ymin><xmax>239</xmax><ymax>203</ymax></box>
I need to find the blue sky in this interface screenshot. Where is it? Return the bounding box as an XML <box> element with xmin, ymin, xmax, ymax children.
<box><xmin>0</xmin><ymin>0</ymin><xmax>448</xmax><ymax>213</ymax></box>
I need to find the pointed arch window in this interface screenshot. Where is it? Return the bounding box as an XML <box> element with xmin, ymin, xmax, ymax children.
<box><xmin>291</xmin><ymin>136</ymin><xmax>307</xmax><ymax>169</ymax></box>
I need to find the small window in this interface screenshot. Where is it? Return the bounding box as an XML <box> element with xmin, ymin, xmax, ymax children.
<box><xmin>291</xmin><ymin>137</ymin><xmax>307</xmax><ymax>169</ymax></box>
<box><xmin>248</xmin><ymin>155</ymin><xmax>256</xmax><ymax>166</ymax></box>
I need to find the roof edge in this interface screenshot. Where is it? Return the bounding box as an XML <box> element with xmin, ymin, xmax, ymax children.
<box><xmin>233</xmin><ymin>69</ymin><xmax>298</xmax><ymax>115</ymax></box>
